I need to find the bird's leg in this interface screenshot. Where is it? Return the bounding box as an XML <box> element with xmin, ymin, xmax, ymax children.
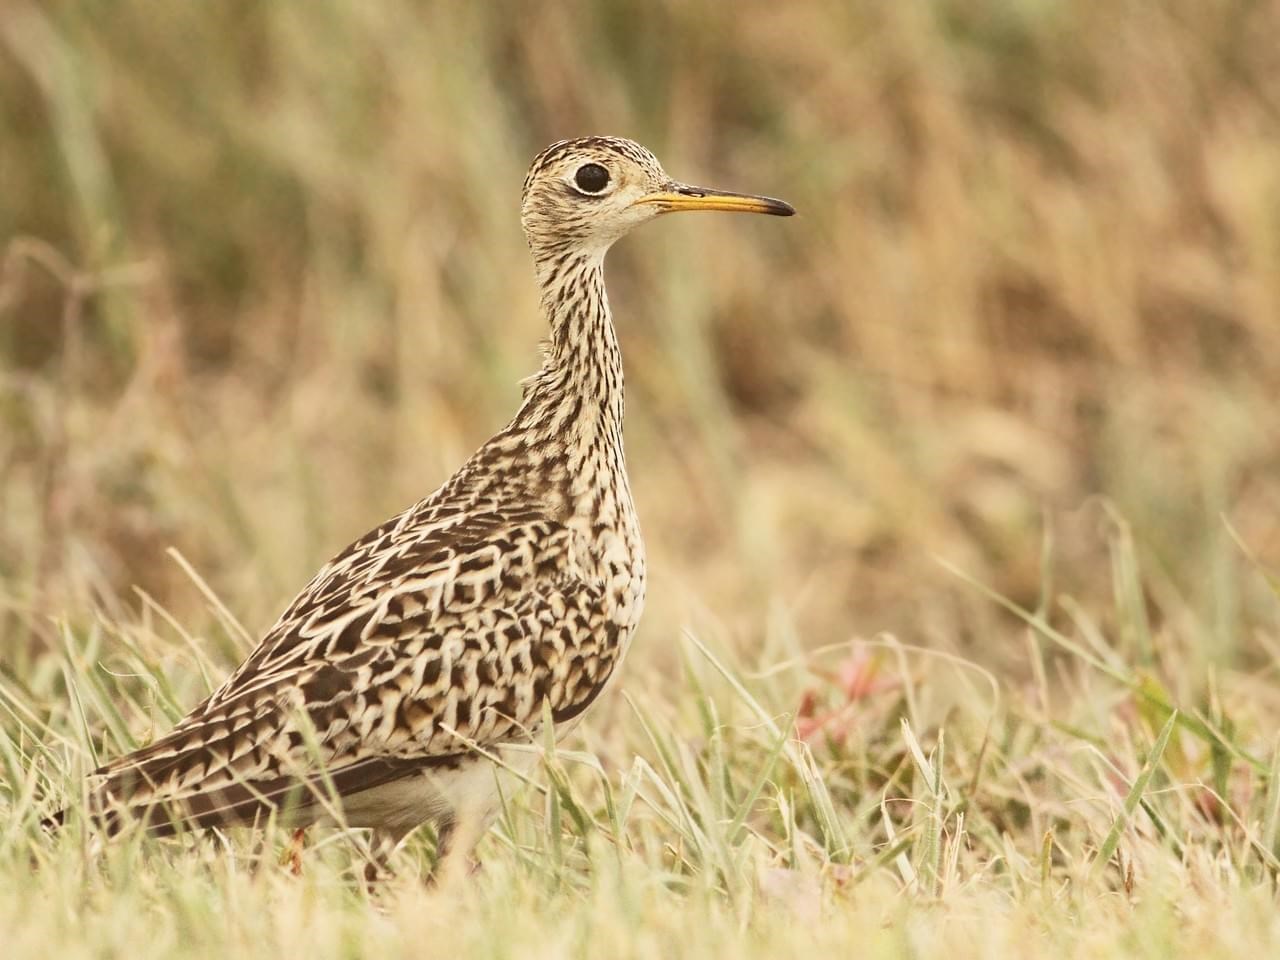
<box><xmin>430</xmin><ymin>819</ymin><xmax>457</xmax><ymax>877</ymax></box>
<box><xmin>362</xmin><ymin>821</ymin><xmax>468</xmax><ymax>891</ymax></box>
<box><xmin>431</xmin><ymin>814</ymin><xmax>495</xmax><ymax>887</ymax></box>
<box><xmin>363</xmin><ymin>825</ymin><xmax>413</xmax><ymax>889</ymax></box>
<box><xmin>285</xmin><ymin>827</ymin><xmax>307</xmax><ymax>877</ymax></box>
<box><xmin>375</xmin><ymin>820</ymin><xmax>459</xmax><ymax>889</ymax></box>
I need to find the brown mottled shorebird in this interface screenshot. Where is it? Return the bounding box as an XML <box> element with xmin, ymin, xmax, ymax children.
<box><xmin>51</xmin><ymin>137</ymin><xmax>793</xmax><ymax>879</ymax></box>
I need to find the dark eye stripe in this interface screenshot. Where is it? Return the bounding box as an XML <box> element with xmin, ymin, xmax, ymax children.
<box><xmin>574</xmin><ymin>163</ymin><xmax>610</xmax><ymax>193</ymax></box>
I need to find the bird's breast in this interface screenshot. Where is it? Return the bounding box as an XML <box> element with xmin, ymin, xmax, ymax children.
<box><xmin>566</xmin><ymin>478</ymin><xmax>645</xmax><ymax>637</ymax></box>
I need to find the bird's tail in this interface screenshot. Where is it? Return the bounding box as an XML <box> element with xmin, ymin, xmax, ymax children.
<box><xmin>46</xmin><ymin>727</ymin><xmax>450</xmax><ymax>839</ymax></box>
<box><xmin>42</xmin><ymin>720</ymin><xmax>287</xmax><ymax>838</ymax></box>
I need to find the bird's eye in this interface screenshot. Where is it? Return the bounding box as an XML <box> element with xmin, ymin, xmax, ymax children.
<box><xmin>573</xmin><ymin>163</ymin><xmax>611</xmax><ymax>194</ymax></box>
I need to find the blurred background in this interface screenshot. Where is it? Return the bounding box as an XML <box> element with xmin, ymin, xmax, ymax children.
<box><xmin>2</xmin><ymin>0</ymin><xmax>1278</xmax><ymax>691</ymax></box>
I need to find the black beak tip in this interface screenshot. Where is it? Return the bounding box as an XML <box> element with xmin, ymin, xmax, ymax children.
<box><xmin>673</xmin><ymin>183</ymin><xmax>797</xmax><ymax>216</ymax></box>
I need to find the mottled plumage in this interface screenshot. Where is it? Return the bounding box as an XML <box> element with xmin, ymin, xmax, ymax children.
<box><xmin>56</xmin><ymin>137</ymin><xmax>793</xmax><ymax>875</ymax></box>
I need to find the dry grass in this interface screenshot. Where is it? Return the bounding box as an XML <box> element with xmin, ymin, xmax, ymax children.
<box><xmin>3</xmin><ymin>1</ymin><xmax>1280</xmax><ymax>956</ymax></box>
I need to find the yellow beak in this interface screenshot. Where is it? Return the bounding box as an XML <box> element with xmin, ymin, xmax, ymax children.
<box><xmin>637</xmin><ymin>183</ymin><xmax>795</xmax><ymax>217</ymax></box>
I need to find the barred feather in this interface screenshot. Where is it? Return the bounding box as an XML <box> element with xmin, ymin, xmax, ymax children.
<box><xmin>53</xmin><ymin>137</ymin><xmax>791</xmax><ymax>874</ymax></box>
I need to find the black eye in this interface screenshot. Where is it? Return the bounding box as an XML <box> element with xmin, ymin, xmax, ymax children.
<box><xmin>574</xmin><ymin>163</ymin><xmax>610</xmax><ymax>193</ymax></box>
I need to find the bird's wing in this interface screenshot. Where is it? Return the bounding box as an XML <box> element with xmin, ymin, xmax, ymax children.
<box><xmin>85</xmin><ymin>509</ymin><xmax>622</xmax><ymax>834</ymax></box>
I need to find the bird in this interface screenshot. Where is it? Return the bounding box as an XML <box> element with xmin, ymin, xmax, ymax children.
<box><xmin>50</xmin><ymin>136</ymin><xmax>794</xmax><ymax>880</ymax></box>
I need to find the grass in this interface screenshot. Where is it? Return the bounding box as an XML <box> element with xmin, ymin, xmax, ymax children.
<box><xmin>3</xmin><ymin>0</ymin><xmax>1280</xmax><ymax>956</ymax></box>
<box><xmin>6</xmin><ymin>552</ymin><xmax>1280</xmax><ymax>958</ymax></box>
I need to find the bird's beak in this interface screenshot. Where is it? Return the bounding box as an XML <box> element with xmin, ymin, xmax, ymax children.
<box><xmin>636</xmin><ymin>182</ymin><xmax>796</xmax><ymax>217</ymax></box>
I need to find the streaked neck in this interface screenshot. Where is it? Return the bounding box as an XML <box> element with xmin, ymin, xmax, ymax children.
<box><xmin>513</xmin><ymin>250</ymin><xmax>625</xmax><ymax>460</ymax></box>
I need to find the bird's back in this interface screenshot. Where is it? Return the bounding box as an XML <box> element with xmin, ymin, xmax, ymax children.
<box><xmin>86</xmin><ymin>425</ymin><xmax>644</xmax><ymax>835</ymax></box>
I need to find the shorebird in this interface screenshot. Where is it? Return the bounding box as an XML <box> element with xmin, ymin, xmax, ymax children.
<box><xmin>52</xmin><ymin>137</ymin><xmax>794</xmax><ymax>879</ymax></box>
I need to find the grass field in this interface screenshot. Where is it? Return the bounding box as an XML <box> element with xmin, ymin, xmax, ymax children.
<box><xmin>3</xmin><ymin>1</ymin><xmax>1280</xmax><ymax>956</ymax></box>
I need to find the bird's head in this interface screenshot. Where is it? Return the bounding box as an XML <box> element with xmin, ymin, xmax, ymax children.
<box><xmin>520</xmin><ymin>136</ymin><xmax>794</xmax><ymax>260</ymax></box>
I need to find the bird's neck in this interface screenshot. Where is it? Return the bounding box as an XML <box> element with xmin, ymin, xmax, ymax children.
<box><xmin>511</xmin><ymin>250</ymin><xmax>626</xmax><ymax>469</ymax></box>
